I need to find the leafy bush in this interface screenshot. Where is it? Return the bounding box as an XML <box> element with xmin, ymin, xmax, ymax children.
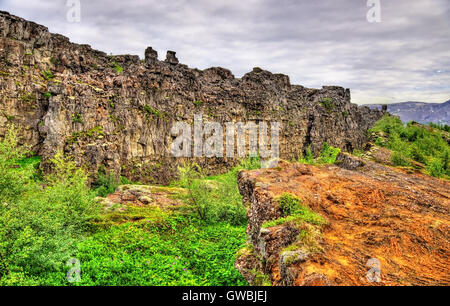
<box><xmin>92</xmin><ymin>166</ymin><xmax>119</xmax><ymax>197</ymax></box>
<box><xmin>298</xmin><ymin>143</ymin><xmax>340</xmax><ymax>165</ymax></box>
<box><xmin>112</xmin><ymin>62</ymin><xmax>123</xmax><ymax>74</ymax></box>
<box><xmin>174</xmin><ymin>160</ymin><xmax>252</xmax><ymax>225</ymax></box>
<box><xmin>427</xmin><ymin>158</ymin><xmax>445</xmax><ymax>178</ymax></box>
<box><xmin>319</xmin><ymin>97</ymin><xmax>334</xmax><ymax>112</ymax></box>
<box><xmin>0</xmin><ymin>127</ymin><xmax>99</xmax><ymax>285</ymax></box>
<box><xmin>319</xmin><ymin>142</ymin><xmax>341</xmax><ymax>164</ymax></box>
<box><xmin>75</xmin><ymin>217</ymin><xmax>247</xmax><ymax>286</ymax></box>
<box><xmin>278</xmin><ymin>193</ymin><xmax>301</xmax><ymax>217</ymax></box>
<box><xmin>429</xmin><ymin>122</ymin><xmax>450</xmax><ymax>133</ymax></box>
<box><xmin>371</xmin><ymin>115</ymin><xmax>450</xmax><ymax>178</ymax></box>
<box><xmin>391</xmin><ymin>151</ymin><xmax>411</xmax><ymax>167</ymax></box>
<box><xmin>298</xmin><ymin>146</ymin><xmax>314</xmax><ymax>164</ymax></box>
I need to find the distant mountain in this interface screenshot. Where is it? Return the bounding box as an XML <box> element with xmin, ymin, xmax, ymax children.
<box><xmin>366</xmin><ymin>100</ymin><xmax>450</xmax><ymax>125</ymax></box>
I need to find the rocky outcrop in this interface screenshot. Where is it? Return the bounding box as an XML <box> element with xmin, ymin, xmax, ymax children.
<box><xmin>0</xmin><ymin>11</ymin><xmax>384</xmax><ymax>183</ymax></box>
<box><xmin>236</xmin><ymin>156</ymin><xmax>449</xmax><ymax>286</ymax></box>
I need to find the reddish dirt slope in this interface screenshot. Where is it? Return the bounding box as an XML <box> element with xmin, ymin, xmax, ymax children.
<box><xmin>236</xmin><ymin>156</ymin><xmax>449</xmax><ymax>286</ymax></box>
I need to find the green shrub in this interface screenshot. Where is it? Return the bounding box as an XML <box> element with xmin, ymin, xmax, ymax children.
<box><xmin>112</xmin><ymin>62</ymin><xmax>123</xmax><ymax>74</ymax></box>
<box><xmin>319</xmin><ymin>97</ymin><xmax>334</xmax><ymax>112</ymax></box>
<box><xmin>174</xmin><ymin>157</ymin><xmax>260</xmax><ymax>225</ymax></box>
<box><xmin>277</xmin><ymin>193</ymin><xmax>301</xmax><ymax>217</ymax></box>
<box><xmin>92</xmin><ymin>166</ymin><xmax>120</xmax><ymax>197</ymax></box>
<box><xmin>371</xmin><ymin>115</ymin><xmax>450</xmax><ymax>178</ymax></box>
<box><xmin>391</xmin><ymin>151</ymin><xmax>411</xmax><ymax>166</ymax></box>
<box><xmin>75</xmin><ymin>217</ymin><xmax>247</xmax><ymax>286</ymax></box>
<box><xmin>298</xmin><ymin>146</ymin><xmax>314</xmax><ymax>164</ymax></box>
<box><xmin>41</xmin><ymin>70</ymin><xmax>54</xmax><ymax>80</ymax></box>
<box><xmin>298</xmin><ymin>143</ymin><xmax>340</xmax><ymax>165</ymax></box>
<box><xmin>427</xmin><ymin>158</ymin><xmax>445</xmax><ymax>178</ymax></box>
<box><xmin>72</xmin><ymin>113</ymin><xmax>83</xmax><ymax>124</ymax></box>
<box><xmin>0</xmin><ymin>128</ymin><xmax>99</xmax><ymax>284</ymax></box>
<box><xmin>429</xmin><ymin>122</ymin><xmax>450</xmax><ymax>132</ymax></box>
<box><xmin>319</xmin><ymin>142</ymin><xmax>341</xmax><ymax>164</ymax></box>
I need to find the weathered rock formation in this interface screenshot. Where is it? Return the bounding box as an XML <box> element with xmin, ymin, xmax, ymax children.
<box><xmin>236</xmin><ymin>155</ymin><xmax>450</xmax><ymax>286</ymax></box>
<box><xmin>0</xmin><ymin>11</ymin><xmax>384</xmax><ymax>183</ymax></box>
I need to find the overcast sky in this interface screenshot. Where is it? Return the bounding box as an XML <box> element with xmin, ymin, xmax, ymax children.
<box><xmin>1</xmin><ymin>0</ymin><xmax>449</xmax><ymax>104</ymax></box>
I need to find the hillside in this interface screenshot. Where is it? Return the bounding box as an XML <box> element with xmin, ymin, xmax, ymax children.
<box><xmin>366</xmin><ymin>101</ymin><xmax>450</xmax><ymax>125</ymax></box>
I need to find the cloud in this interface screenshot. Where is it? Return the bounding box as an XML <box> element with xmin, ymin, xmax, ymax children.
<box><xmin>1</xmin><ymin>0</ymin><xmax>449</xmax><ymax>104</ymax></box>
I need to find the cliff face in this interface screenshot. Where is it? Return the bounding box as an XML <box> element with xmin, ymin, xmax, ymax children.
<box><xmin>0</xmin><ymin>11</ymin><xmax>383</xmax><ymax>183</ymax></box>
<box><xmin>236</xmin><ymin>156</ymin><xmax>450</xmax><ymax>286</ymax></box>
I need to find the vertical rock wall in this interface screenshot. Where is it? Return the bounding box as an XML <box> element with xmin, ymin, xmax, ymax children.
<box><xmin>0</xmin><ymin>11</ymin><xmax>384</xmax><ymax>183</ymax></box>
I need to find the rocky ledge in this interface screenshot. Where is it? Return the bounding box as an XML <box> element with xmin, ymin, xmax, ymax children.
<box><xmin>0</xmin><ymin>11</ymin><xmax>384</xmax><ymax>183</ymax></box>
<box><xmin>236</xmin><ymin>155</ymin><xmax>449</xmax><ymax>286</ymax></box>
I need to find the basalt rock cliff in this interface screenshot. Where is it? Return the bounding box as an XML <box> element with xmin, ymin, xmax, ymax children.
<box><xmin>0</xmin><ymin>11</ymin><xmax>384</xmax><ymax>183</ymax></box>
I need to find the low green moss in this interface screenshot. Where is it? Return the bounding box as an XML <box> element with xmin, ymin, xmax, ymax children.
<box><xmin>262</xmin><ymin>194</ymin><xmax>327</xmax><ymax>228</ymax></box>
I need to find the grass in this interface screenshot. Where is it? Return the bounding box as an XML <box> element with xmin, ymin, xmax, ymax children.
<box><xmin>298</xmin><ymin>142</ymin><xmax>340</xmax><ymax>165</ymax></box>
<box><xmin>41</xmin><ymin>70</ymin><xmax>54</xmax><ymax>80</ymax></box>
<box><xmin>319</xmin><ymin>97</ymin><xmax>334</xmax><ymax>112</ymax></box>
<box><xmin>370</xmin><ymin>115</ymin><xmax>449</xmax><ymax>178</ymax></box>
<box><xmin>261</xmin><ymin>193</ymin><xmax>326</xmax><ymax>258</ymax></box>
<box><xmin>75</xmin><ymin>215</ymin><xmax>247</xmax><ymax>286</ymax></box>
<box><xmin>142</xmin><ymin>105</ymin><xmax>162</xmax><ymax>120</ymax></box>
<box><xmin>72</xmin><ymin>113</ymin><xmax>83</xmax><ymax>124</ymax></box>
<box><xmin>1</xmin><ymin>151</ymin><xmax>252</xmax><ymax>285</ymax></box>
<box><xmin>112</xmin><ymin>62</ymin><xmax>123</xmax><ymax>74</ymax></box>
<box><xmin>262</xmin><ymin>193</ymin><xmax>327</xmax><ymax>228</ymax></box>
<box><xmin>71</xmin><ymin>158</ymin><xmax>262</xmax><ymax>286</ymax></box>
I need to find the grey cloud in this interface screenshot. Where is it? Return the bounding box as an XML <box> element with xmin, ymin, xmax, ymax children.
<box><xmin>1</xmin><ymin>0</ymin><xmax>449</xmax><ymax>104</ymax></box>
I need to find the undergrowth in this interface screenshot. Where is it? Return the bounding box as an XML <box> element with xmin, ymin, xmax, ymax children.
<box><xmin>371</xmin><ymin>115</ymin><xmax>449</xmax><ymax>178</ymax></box>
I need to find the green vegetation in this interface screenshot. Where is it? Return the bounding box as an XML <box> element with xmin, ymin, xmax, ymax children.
<box><xmin>278</xmin><ymin>193</ymin><xmax>301</xmax><ymax>217</ymax></box>
<box><xmin>72</xmin><ymin>113</ymin><xmax>83</xmax><ymax>124</ymax></box>
<box><xmin>68</xmin><ymin>126</ymin><xmax>104</xmax><ymax>144</ymax></box>
<box><xmin>41</xmin><ymin>70</ymin><xmax>54</xmax><ymax>80</ymax></box>
<box><xmin>112</xmin><ymin>62</ymin><xmax>123</xmax><ymax>74</ymax></box>
<box><xmin>20</xmin><ymin>93</ymin><xmax>36</xmax><ymax>104</ymax></box>
<box><xmin>0</xmin><ymin>126</ymin><xmax>259</xmax><ymax>285</ymax></box>
<box><xmin>0</xmin><ymin>126</ymin><xmax>99</xmax><ymax>285</ymax></box>
<box><xmin>43</xmin><ymin>92</ymin><xmax>52</xmax><ymax>99</ymax></box>
<box><xmin>282</xmin><ymin>224</ymin><xmax>323</xmax><ymax>255</ymax></box>
<box><xmin>91</xmin><ymin>166</ymin><xmax>120</xmax><ymax>197</ymax></box>
<box><xmin>262</xmin><ymin>193</ymin><xmax>326</xmax><ymax>228</ymax></box>
<box><xmin>174</xmin><ymin>156</ymin><xmax>260</xmax><ymax>225</ymax></box>
<box><xmin>192</xmin><ymin>100</ymin><xmax>203</xmax><ymax>107</ymax></box>
<box><xmin>142</xmin><ymin>105</ymin><xmax>162</xmax><ymax>120</ymax></box>
<box><xmin>319</xmin><ymin>97</ymin><xmax>334</xmax><ymax>112</ymax></box>
<box><xmin>429</xmin><ymin>122</ymin><xmax>450</xmax><ymax>133</ymax></box>
<box><xmin>298</xmin><ymin>142</ymin><xmax>340</xmax><ymax>165</ymax></box>
<box><xmin>50</xmin><ymin>57</ymin><xmax>59</xmax><ymax>66</ymax></box>
<box><xmin>370</xmin><ymin>115</ymin><xmax>450</xmax><ymax>178</ymax></box>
